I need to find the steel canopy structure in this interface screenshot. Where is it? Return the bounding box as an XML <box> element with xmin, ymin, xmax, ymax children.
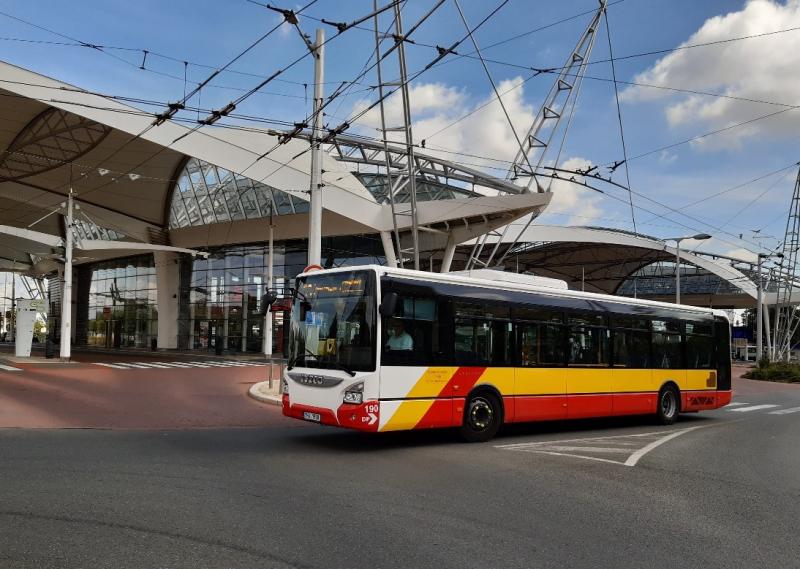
<box><xmin>453</xmin><ymin>225</ymin><xmax>759</xmax><ymax>308</ymax></box>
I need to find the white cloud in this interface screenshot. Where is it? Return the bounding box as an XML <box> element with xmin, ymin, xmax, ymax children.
<box><xmin>350</xmin><ymin>78</ymin><xmax>609</xmax><ymax>226</ymax></box>
<box><xmin>538</xmin><ymin>157</ymin><xmax>605</xmax><ymax>226</ymax></box>
<box><xmin>658</xmin><ymin>149</ymin><xmax>678</xmax><ymax>165</ymax></box>
<box><xmin>621</xmin><ymin>0</ymin><xmax>800</xmax><ymax>146</ymax></box>
<box><xmin>723</xmin><ymin>247</ymin><xmax>759</xmax><ymax>263</ymax></box>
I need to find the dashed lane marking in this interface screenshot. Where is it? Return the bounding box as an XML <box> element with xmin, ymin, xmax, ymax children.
<box><xmin>768</xmin><ymin>406</ymin><xmax>800</xmax><ymax>415</ymax></box>
<box><xmin>728</xmin><ymin>404</ymin><xmax>780</xmax><ymax>413</ymax></box>
<box><xmin>0</xmin><ymin>364</ymin><xmax>23</xmax><ymax>372</ymax></box>
<box><xmin>725</xmin><ymin>402</ymin><xmax>750</xmax><ymax>407</ymax></box>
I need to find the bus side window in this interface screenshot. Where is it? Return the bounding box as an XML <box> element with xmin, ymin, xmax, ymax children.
<box><xmin>685</xmin><ymin>322</ymin><xmax>715</xmax><ymax>369</ymax></box>
<box><xmin>568</xmin><ymin>316</ymin><xmax>609</xmax><ymax>366</ymax></box>
<box><xmin>381</xmin><ymin>294</ymin><xmax>439</xmax><ymax>365</ymax></box>
<box><xmin>652</xmin><ymin>320</ymin><xmax>683</xmax><ymax>369</ymax></box>
<box><xmin>520</xmin><ymin>322</ymin><xmax>564</xmax><ymax>366</ymax></box>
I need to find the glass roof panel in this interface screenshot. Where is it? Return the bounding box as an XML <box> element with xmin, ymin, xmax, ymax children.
<box><xmin>169</xmin><ymin>158</ymin><xmax>309</xmax><ymax>229</ymax></box>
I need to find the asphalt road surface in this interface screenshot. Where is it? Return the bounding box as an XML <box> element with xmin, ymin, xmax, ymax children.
<box><xmin>1</xmin><ymin>373</ymin><xmax>799</xmax><ymax>568</ymax></box>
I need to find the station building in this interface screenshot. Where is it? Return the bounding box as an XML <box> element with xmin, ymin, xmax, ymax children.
<box><xmin>0</xmin><ymin>61</ymin><xmax>761</xmax><ymax>355</ymax></box>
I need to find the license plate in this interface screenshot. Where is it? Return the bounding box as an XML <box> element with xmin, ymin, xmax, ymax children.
<box><xmin>303</xmin><ymin>411</ymin><xmax>321</xmax><ymax>422</ymax></box>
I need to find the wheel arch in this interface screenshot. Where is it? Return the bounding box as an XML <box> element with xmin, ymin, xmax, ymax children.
<box><xmin>467</xmin><ymin>383</ymin><xmax>505</xmax><ymax>422</ymax></box>
<box><xmin>659</xmin><ymin>380</ymin><xmax>682</xmax><ymax>412</ymax></box>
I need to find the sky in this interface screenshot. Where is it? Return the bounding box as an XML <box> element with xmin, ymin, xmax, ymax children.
<box><xmin>1</xmin><ymin>0</ymin><xmax>797</xmax><ymax>265</ymax></box>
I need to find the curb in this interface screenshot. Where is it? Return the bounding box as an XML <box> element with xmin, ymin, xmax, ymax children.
<box><xmin>248</xmin><ymin>381</ymin><xmax>282</xmax><ymax>406</ymax></box>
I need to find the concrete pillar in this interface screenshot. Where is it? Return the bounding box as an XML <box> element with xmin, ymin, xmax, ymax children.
<box><xmin>59</xmin><ymin>194</ymin><xmax>74</xmax><ymax>360</ymax></box>
<box><xmin>440</xmin><ymin>233</ymin><xmax>456</xmax><ymax>273</ymax></box>
<box><xmin>380</xmin><ymin>231</ymin><xmax>398</xmax><ymax>268</ymax></box>
<box><xmin>154</xmin><ymin>251</ymin><xmax>180</xmax><ymax>350</ymax></box>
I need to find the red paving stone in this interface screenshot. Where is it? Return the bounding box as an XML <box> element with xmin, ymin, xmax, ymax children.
<box><xmin>0</xmin><ymin>362</ymin><xmax>287</xmax><ymax>429</ymax></box>
<box><xmin>731</xmin><ymin>363</ymin><xmax>800</xmax><ymax>396</ymax></box>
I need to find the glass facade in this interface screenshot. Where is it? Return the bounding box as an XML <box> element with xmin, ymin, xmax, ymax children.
<box><xmin>181</xmin><ymin>236</ymin><xmax>385</xmax><ymax>354</ymax></box>
<box><xmin>84</xmin><ymin>256</ymin><xmax>157</xmax><ymax>349</ymax></box>
<box><xmin>169</xmin><ymin>158</ymin><xmax>309</xmax><ymax>229</ymax></box>
<box><xmin>72</xmin><ymin>236</ymin><xmax>385</xmax><ymax>353</ymax></box>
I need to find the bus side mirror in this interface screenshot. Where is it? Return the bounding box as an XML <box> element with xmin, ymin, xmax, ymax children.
<box><xmin>379</xmin><ymin>292</ymin><xmax>398</xmax><ymax>317</ymax></box>
<box><xmin>300</xmin><ymin>301</ymin><xmax>311</xmax><ymax>321</ymax></box>
<box><xmin>259</xmin><ymin>291</ymin><xmax>279</xmax><ymax>316</ymax></box>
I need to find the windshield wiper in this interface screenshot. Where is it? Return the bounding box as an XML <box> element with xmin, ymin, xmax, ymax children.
<box><xmin>287</xmin><ymin>347</ymin><xmax>318</xmax><ymax>370</ymax></box>
<box><xmin>320</xmin><ymin>357</ymin><xmax>356</xmax><ymax>377</ymax></box>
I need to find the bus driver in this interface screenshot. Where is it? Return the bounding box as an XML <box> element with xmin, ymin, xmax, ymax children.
<box><xmin>386</xmin><ymin>319</ymin><xmax>413</xmax><ymax>351</ymax></box>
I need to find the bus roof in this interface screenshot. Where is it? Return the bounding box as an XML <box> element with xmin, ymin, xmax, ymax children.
<box><xmin>300</xmin><ymin>265</ymin><xmax>730</xmax><ymax>321</ymax></box>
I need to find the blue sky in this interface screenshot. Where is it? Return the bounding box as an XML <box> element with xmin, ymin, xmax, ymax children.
<box><xmin>1</xmin><ymin>0</ymin><xmax>796</xmax><ymax>262</ymax></box>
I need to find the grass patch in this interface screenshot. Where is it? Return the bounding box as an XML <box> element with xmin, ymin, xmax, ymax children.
<box><xmin>743</xmin><ymin>359</ymin><xmax>800</xmax><ymax>383</ymax></box>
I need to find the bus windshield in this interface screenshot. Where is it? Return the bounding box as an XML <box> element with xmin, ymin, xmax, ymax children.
<box><xmin>288</xmin><ymin>270</ymin><xmax>377</xmax><ymax>373</ymax></box>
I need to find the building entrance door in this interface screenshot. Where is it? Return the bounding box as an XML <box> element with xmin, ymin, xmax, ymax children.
<box><xmin>105</xmin><ymin>320</ymin><xmax>122</xmax><ymax>349</ymax></box>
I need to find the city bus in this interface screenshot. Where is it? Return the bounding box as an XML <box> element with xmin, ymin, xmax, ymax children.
<box><xmin>281</xmin><ymin>265</ymin><xmax>732</xmax><ymax>442</ymax></box>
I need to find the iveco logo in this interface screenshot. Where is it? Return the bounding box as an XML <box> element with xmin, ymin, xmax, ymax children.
<box><xmin>289</xmin><ymin>373</ymin><xmax>344</xmax><ymax>388</ymax></box>
<box><xmin>300</xmin><ymin>375</ymin><xmax>325</xmax><ymax>386</ymax></box>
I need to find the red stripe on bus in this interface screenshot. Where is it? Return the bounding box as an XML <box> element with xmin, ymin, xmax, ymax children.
<box><xmin>441</xmin><ymin>366</ymin><xmax>486</xmax><ymax>398</ymax></box>
<box><xmin>613</xmin><ymin>393</ymin><xmax>657</xmax><ymax>416</ymax></box>
<box><xmin>415</xmin><ymin>399</ymin><xmax>455</xmax><ymax>429</ymax></box>
<box><xmin>513</xmin><ymin>395</ymin><xmax>567</xmax><ymax>422</ymax></box>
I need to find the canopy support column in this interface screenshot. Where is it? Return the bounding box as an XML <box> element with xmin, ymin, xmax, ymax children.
<box><xmin>59</xmin><ymin>192</ymin><xmax>73</xmax><ymax>360</ymax></box>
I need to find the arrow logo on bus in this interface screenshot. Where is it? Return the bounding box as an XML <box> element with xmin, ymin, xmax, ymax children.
<box><xmin>367</xmin><ymin>412</ymin><xmax>377</xmax><ymax>426</ymax></box>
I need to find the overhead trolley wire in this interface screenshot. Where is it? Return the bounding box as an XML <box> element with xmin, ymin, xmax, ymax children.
<box><xmin>604</xmin><ymin>5</ymin><xmax>636</xmax><ymax>234</ymax></box>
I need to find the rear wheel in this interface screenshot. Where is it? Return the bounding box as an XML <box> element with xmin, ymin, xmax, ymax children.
<box><xmin>656</xmin><ymin>385</ymin><xmax>679</xmax><ymax>425</ymax></box>
<box><xmin>459</xmin><ymin>391</ymin><xmax>502</xmax><ymax>442</ymax></box>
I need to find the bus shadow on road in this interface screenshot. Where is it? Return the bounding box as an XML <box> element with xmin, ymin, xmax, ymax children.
<box><xmin>290</xmin><ymin>414</ymin><xmax>718</xmax><ymax>453</ymax></box>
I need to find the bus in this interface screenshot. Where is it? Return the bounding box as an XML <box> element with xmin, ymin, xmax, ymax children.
<box><xmin>281</xmin><ymin>265</ymin><xmax>732</xmax><ymax>442</ymax></box>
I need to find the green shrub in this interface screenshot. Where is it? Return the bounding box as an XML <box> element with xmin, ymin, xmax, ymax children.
<box><xmin>744</xmin><ymin>362</ymin><xmax>800</xmax><ymax>383</ymax></box>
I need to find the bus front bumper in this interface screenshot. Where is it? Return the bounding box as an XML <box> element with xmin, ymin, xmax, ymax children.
<box><xmin>282</xmin><ymin>395</ymin><xmax>380</xmax><ymax>432</ymax></box>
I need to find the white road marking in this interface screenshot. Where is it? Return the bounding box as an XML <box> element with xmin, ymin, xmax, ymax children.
<box><xmin>0</xmin><ymin>364</ymin><xmax>23</xmax><ymax>371</ymax></box>
<box><xmin>497</xmin><ymin>426</ymin><xmax>705</xmax><ymax>467</ymax></box>
<box><xmin>768</xmin><ymin>406</ymin><xmax>800</xmax><ymax>415</ymax></box>
<box><xmin>134</xmin><ymin>362</ymin><xmax>172</xmax><ymax>369</ymax></box>
<box><xmin>624</xmin><ymin>426</ymin><xmax>703</xmax><ymax>467</ymax></box>
<box><xmin>725</xmin><ymin>402</ymin><xmax>750</xmax><ymax>407</ymax></box>
<box><xmin>728</xmin><ymin>404</ymin><xmax>780</xmax><ymax>413</ymax></box>
<box><xmin>91</xmin><ymin>360</ymin><xmax>262</xmax><ymax>370</ymax></box>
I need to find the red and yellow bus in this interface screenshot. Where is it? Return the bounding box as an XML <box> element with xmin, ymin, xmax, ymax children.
<box><xmin>282</xmin><ymin>265</ymin><xmax>732</xmax><ymax>441</ymax></box>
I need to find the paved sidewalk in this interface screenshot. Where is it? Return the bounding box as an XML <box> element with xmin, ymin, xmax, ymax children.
<box><xmin>248</xmin><ymin>380</ymin><xmax>282</xmax><ymax>406</ymax></box>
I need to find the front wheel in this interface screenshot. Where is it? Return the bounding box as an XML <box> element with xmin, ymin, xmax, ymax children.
<box><xmin>656</xmin><ymin>385</ymin><xmax>679</xmax><ymax>425</ymax></box>
<box><xmin>459</xmin><ymin>392</ymin><xmax>502</xmax><ymax>442</ymax></box>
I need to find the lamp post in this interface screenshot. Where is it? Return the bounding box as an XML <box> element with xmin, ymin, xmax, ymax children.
<box><xmin>663</xmin><ymin>233</ymin><xmax>712</xmax><ymax>304</ymax></box>
<box><xmin>756</xmin><ymin>252</ymin><xmax>783</xmax><ymax>362</ymax></box>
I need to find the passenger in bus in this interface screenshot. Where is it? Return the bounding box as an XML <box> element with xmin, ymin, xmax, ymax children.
<box><xmin>386</xmin><ymin>319</ymin><xmax>413</xmax><ymax>351</ymax></box>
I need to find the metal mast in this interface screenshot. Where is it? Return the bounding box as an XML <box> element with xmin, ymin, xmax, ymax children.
<box><xmin>466</xmin><ymin>1</ymin><xmax>606</xmax><ymax>270</ymax></box>
<box><xmin>772</xmin><ymin>167</ymin><xmax>800</xmax><ymax>361</ymax></box>
<box><xmin>372</xmin><ymin>3</ymin><xmax>421</xmax><ymax>270</ymax></box>
<box><xmin>307</xmin><ymin>29</ymin><xmax>325</xmax><ymax>267</ymax></box>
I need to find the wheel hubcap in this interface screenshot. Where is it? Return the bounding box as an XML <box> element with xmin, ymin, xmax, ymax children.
<box><xmin>468</xmin><ymin>397</ymin><xmax>493</xmax><ymax>431</ymax></box>
<box><xmin>661</xmin><ymin>391</ymin><xmax>676</xmax><ymax>418</ymax></box>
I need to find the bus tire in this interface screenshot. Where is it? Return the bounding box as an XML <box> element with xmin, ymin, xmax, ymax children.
<box><xmin>656</xmin><ymin>385</ymin><xmax>679</xmax><ymax>425</ymax></box>
<box><xmin>459</xmin><ymin>391</ymin><xmax>502</xmax><ymax>443</ymax></box>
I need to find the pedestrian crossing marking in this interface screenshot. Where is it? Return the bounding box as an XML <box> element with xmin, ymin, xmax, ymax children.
<box><xmin>768</xmin><ymin>406</ymin><xmax>800</xmax><ymax>415</ymax></box>
<box><xmin>0</xmin><ymin>364</ymin><xmax>23</xmax><ymax>372</ymax></box>
<box><xmin>728</xmin><ymin>404</ymin><xmax>780</xmax><ymax>413</ymax></box>
<box><xmin>92</xmin><ymin>360</ymin><xmax>268</xmax><ymax>371</ymax></box>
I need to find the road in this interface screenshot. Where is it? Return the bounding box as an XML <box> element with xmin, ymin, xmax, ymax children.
<box><xmin>1</xmin><ymin>365</ymin><xmax>799</xmax><ymax>568</ymax></box>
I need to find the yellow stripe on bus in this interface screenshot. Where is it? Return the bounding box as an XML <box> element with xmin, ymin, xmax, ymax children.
<box><xmin>381</xmin><ymin>367</ymin><xmax>457</xmax><ymax>431</ymax></box>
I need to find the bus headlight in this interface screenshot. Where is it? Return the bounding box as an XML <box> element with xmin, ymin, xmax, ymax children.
<box><xmin>343</xmin><ymin>382</ymin><xmax>364</xmax><ymax>405</ymax></box>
